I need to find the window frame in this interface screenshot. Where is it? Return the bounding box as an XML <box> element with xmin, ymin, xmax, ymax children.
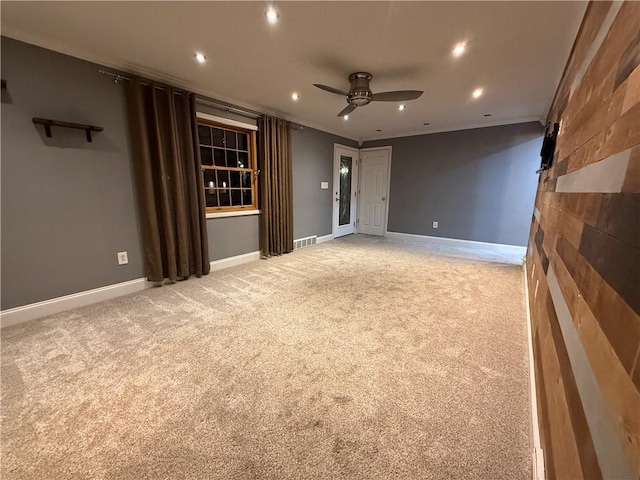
<box><xmin>197</xmin><ymin>118</ymin><xmax>259</xmax><ymax>215</ymax></box>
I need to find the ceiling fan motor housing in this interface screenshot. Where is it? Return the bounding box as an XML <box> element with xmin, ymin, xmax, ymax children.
<box><xmin>348</xmin><ymin>72</ymin><xmax>373</xmax><ymax>106</ymax></box>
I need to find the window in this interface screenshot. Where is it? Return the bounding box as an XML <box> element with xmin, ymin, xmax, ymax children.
<box><xmin>197</xmin><ymin>119</ymin><xmax>258</xmax><ymax>213</ymax></box>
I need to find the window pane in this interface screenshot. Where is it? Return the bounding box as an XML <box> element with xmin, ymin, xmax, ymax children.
<box><xmin>225</xmin><ymin>130</ymin><xmax>237</xmax><ymax>149</ymax></box>
<box><xmin>218</xmin><ymin>189</ymin><xmax>231</xmax><ymax>207</ymax></box>
<box><xmin>237</xmin><ymin>133</ymin><xmax>248</xmax><ymax>151</ymax></box>
<box><xmin>213</xmin><ymin>128</ymin><xmax>224</xmax><ymax>147</ymax></box>
<box><xmin>226</xmin><ymin>150</ymin><xmax>238</xmax><ymax>168</ymax></box>
<box><xmin>230</xmin><ymin>171</ymin><xmax>241</xmax><ymax>188</ymax></box>
<box><xmin>200</xmin><ymin>147</ymin><xmax>213</xmax><ymax>166</ymax></box>
<box><xmin>198</xmin><ymin>125</ymin><xmax>212</xmax><ymax>146</ymax></box>
<box><xmin>339</xmin><ymin>155</ymin><xmax>352</xmax><ymax>226</ymax></box>
<box><xmin>203</xmin><ymin>169</ymin><xmax>216</xmax><ymax>188</ymax></box>
<box><xmin>238</xmin><ymin>151</ymin><xmax>249</xmax><ymax>168</ymax></box>
<box><xmin>241</xmin><ymin>172</ymin><xmax>251</xmax><ymax>188</ymax></box>
<box><xmin>205</xmin><ymin>188</ymin><xmax>218</xmax><ymax>208</ymax></box>
<box><xmin>214</xmin><ymin>149</ymin><xmax>225</xmax><ymax>166</ymax></box>
<box><xmin>242</xmin><ymin>189</ymin><xmax>252</xmax><ymax>206</ymax></box>
<box><xmin>231</xmin><ymin>189</ymin><xmax>242</xmax><ymax>206</ymax></box>
<box><xmin>217</xmin><ymin>170</ymin><xmax>229</xmax><ymax>190</ymax></box>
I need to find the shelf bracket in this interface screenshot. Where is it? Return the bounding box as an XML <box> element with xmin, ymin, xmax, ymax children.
<box><xmin>32</xmin><ymin>117</ymin><xmax>103</xmax><ymax>143</ymax></box>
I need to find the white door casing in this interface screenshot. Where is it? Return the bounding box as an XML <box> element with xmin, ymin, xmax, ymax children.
<box><xmin>332</xmin><ymin>144</ymin><xmax>359</xmax><ymax>238</ymax></box>
<box><xmin>357</xmin><ymin>147</ymin><xmax>391</xmax><ymax>236</ymax></box>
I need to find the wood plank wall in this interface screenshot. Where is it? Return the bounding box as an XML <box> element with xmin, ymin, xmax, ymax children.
<box><xmin>526</xmin><ymin>1</ymin><xmax>639</xmax><ymax>479</ymax></box>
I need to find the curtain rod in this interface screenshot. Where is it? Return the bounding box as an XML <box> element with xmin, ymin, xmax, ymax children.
<box><xmin>195</xmin><ymin>96</ymin><xmax>261</xmax><ymax>120</ymax></box>
<box><xmin>99</xmin><ymin>70</ymin><xmax>305</xmax><ymax>127</ymax></box>
<box><xmin>99</xmin><ymin>69</ymin><xmax>262</xmax><ymax>120</ymax></box>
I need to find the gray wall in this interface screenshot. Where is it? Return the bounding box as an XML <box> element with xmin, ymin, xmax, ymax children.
<box><xmin>1</xmin><ymin>37</ymin><xmax>144</xmax><ymax>310</ymax></box>
<box><xmin>363</xmin><ymin>122</ymin><xmax>543</xmax><ymax>246</ymax></box>
<box><xmin>291</xmin><ymin>126</ymin><xmax>358</xmax><ymax>239</ymax></box>
<box><xmin>0</xmin><ymin>38</ymin><xmax>264</xmax><ymax>310</ymax></box>
<box><xmin>207</xmin><ymin>216</ymin><xmax>259</xmax><ymax>261</ymax></box>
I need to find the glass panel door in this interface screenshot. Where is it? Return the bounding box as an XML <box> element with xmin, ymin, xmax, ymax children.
<box><xmin>333</xmin><ymin>145</ymin><xmax>358</xmax><ymax>238</ymax></box>
<box><xmin>339</xmin><ymin>155</ymin><xmax>352</xmax><ymax>226</ymax></box>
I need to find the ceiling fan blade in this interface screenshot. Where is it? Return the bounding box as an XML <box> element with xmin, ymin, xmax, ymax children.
<box><xmin>371</xmin><ymin>90</ymin><xmax>424</xmax><ymax>102</ymax></box>
<box><xmin>314</xmin><ymin>84</ymin><xmax>348</xmax><ymax>96</ymax></box>
<box><xmin>337</xmin><ymin>104</ymin><xmax>356</xmax><ymax>117</ymax></box>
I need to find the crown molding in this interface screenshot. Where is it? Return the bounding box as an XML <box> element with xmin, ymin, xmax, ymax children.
<box><xmin>360</xmin><ymin>116</ymin><xmax>543</xmax><ymax>142</ymax></box>
<box><xmin>2</xmin><ymin>29</ymin><xmax>360</xmax><ymax>142</ymax></box>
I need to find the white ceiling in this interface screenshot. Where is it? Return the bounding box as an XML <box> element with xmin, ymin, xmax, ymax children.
<box><xmin>1</xmin><ymin>1</ymin><xmax>587</xmax><ymax>141</ymax></box>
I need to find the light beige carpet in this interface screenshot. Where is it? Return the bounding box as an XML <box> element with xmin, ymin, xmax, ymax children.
<box><xmin>1</xmin><ymin>235</ymin><xmax>531</xmax><ymax>479</ymax></box>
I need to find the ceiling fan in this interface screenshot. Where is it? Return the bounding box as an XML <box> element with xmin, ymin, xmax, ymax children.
<box><xmin>314</xmin><ymin>72</ymin><xmax>423</xmax><ymax>117</ymax></box>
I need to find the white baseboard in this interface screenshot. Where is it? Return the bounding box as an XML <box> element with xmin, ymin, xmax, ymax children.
<box><xmin>1</xmin><ymin>251</ymin><xmax>264</xmax><ymax>328</ymax></box>
<box><xmin>523</xmin><ymin>263</ymin><xmax>546</xmax><ymax>480</ymax></box>
<box><xmin>209</xmin><ymin>250</ymin><xmax>260</xmax><ymax>271</ymax></box>
<box><xmin>0</xmin><ymin>278</ymin><xmax>151</xmax><ymax>329</ymax></box>
<box><xmin>385</xmin><ymin>231</ymin><xmax>527</xmax><ymax>258</ymax></box>
<box><xmin>316</xmin><ymin>234</ymin><xmax>334</xmax><ymax>244</ymax></box>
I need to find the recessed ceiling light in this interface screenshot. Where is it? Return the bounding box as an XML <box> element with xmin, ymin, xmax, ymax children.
<box><xmin>452</xmin><ymin>42</ymin><xmax>467</xmax><ymax>57</ymax></box>
<box><xmin>484</xmin><ymin>113</ymin><xmax>492</xmax><ymax>117</ymax></box>
<box><xmin>291</xmin><ymin>92</ymin><xmax>299</xmax><ymax>101</ymax></box>
<box><xmin>472</xmin><ymin>88</ymin><xmax>484</xmax><ymax>99</ymax></box>
<box><xmin>343</xmin><ymin>115</ymin><xmax>349</xmax><ymax>121</ymax></box>
<box><xmin>265</xmin><ymin>8</ymin><xmax>279</xmax><ymax>24</ymax></box>
<box><xmin>194</xmin><ymin>53</ymin><xmax>207</xmax><ymax>64</ymax></box>
<box><xmin>398</xmin><ymin>104</ymin><xmax>406</xmax><ymax>111</ymax></box>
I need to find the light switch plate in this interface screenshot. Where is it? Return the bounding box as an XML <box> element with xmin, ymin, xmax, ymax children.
<box><xmin>321</xmin><ymin>182</ymin><xmax>329</xmax><ymax>189</ymax></box>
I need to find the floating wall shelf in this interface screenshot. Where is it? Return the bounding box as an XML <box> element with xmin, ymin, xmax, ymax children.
<box><xmin>32</xmin><ymin>117</ymin><xmax>104</xmax><ymax>142</ymax></box>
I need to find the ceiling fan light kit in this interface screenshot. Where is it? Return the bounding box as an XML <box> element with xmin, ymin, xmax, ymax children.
<box><xmin>314</xmin><ymin>72</ymin><xmax>424</xmax><ymax>117</ymax></box>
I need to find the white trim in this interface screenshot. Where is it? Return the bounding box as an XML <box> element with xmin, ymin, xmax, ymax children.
<box><xmin>0</xmin><ymin>31</ymin><xmax>359</xmax><ymax>142</ymax></box>
<box><xmin>196</xmin><ymin>112</ymin><xmax>258</xmax><ymax>131</ymax></box>
<box><xmin>523</xmin><ymin>263</ymin><xmax>546</xmax><ymax>480</ymax></box>
<box><xmin>209</xmin><ymin>250</ymin><xmax>260</xmax><ymax>271</ymax></box>
<box><xmin>360</xmin><ymin>117</ymin><xmax>541</xmax><ymax>142</ymax></box>
<box><xmin>316</xmin><ymin>234</ymin><xmax>334</xmax><ymax>244</ymax></box>
<box><xmin>332</xmin><ymin>144</ymin><xmax>360</xmax><ymax>239</ymax></box>
<box><xmin>0</xmin><ymin>278</ymin><xmax>152</xmax><ymax>328</ymax></box>
<box><xmin>359</xmin><ymin>146</ymin><xmax>392</xmax><ymax>237</ymax></box>
<box><xmin>206</xmin><ymin>209</ymin><xmax>260</xmax><ymax>219</ymax></box>
<box><xmin>385</xmin><ymin>231</ymin><xmax>527</xmax><ymax>258</ymax></box>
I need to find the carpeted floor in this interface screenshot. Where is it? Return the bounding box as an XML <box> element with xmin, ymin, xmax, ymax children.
<box><xmin>1</xmin><ymin>235</ymin><xmax>531</xmax><ymax>479</ymax></box>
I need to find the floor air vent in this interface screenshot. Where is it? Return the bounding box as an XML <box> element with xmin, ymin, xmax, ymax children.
<box><xmin>294</xmin><ymin>235</ymin><xmax>317</xmax><ymax>250</ymax></box>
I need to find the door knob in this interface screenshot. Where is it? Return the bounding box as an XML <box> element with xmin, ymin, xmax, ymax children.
<box><xmin>335</xmin><ymin>198</ymin><xmax>340</xmax><ymax>202</ymax></box>
<box><xmin>382</xmin><ymin>197</ymin><xmax>386</xmax><ymax>201</ymax></box>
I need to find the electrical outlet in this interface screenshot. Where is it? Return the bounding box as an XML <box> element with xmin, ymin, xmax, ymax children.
<box><xmin>432</xmin><ymin>221</ymin><xmax>438</xmax><ymax>228</ymax></box>
<box><xmin>117</xmin><ymin>251</ymin><xmax>128</xmax><ymax>265</ymax></box>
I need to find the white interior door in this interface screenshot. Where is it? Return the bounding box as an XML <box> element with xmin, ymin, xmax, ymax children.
<box><xmin>357</xmin><ymin>147</ymin><xmax>391</xmax><ymax>236</ymax></box>
<box><xmin>333</xmin><ymin>144</ymin><xmax>359</xmax><ymax>238</ymax></box>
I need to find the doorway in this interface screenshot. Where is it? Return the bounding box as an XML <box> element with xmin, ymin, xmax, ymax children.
<box><xmin>332</xmin><ymin>144</ymin><xmax>391</xmax><ymax>238</ymax></box>
<box><xmin>332</xmin><ymin>144</ymin><xmax>359</xmax><ymax>238</ymax></box>
<box><xmin>357</xmin><ymin>147</ymin><xmax>391</xmax><ymax>236</ymax></box>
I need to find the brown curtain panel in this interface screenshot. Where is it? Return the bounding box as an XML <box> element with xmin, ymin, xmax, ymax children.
<box><xmin>124</xmin><ymin>78</ymin><xmax>210</xmax><ymax>282</ymax></box>
<box><xmin>259</xmin><ymin>116</ymin><xmax>294</xmax><ymax>257</ymax></box>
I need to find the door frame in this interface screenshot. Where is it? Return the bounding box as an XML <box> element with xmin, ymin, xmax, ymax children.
<box><xmin>332</xmin><ymin>143</ymin><xmax>360</xmax><ymax>238</ymax></box>
<box><xmin>358</xmin><ymin>146</ymin><xmax>392</xmax><ymax>236</ymax></box>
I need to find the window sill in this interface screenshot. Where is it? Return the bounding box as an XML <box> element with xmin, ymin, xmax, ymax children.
<box><xmin>206</xmin><ymin>209</ymin><xmax>261</xmax><ymax>219</ymax></box>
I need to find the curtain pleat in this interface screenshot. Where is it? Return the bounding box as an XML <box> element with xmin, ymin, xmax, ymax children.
<box><xmin>124</xmin><ymin>78</ymin><xmax>210</xmax><ymax>282</ymax></box>
<box><xmin>259</xmin><ymin>116</ymin><xmax>293</xmax><ymax>257</ymax></box>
